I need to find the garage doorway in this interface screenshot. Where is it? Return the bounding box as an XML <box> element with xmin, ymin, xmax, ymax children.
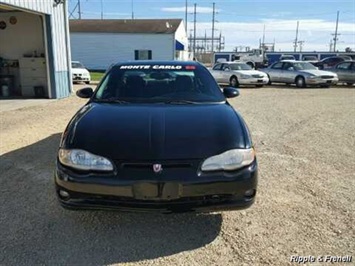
<box><xmin>0</xmin><ymin>5</ymin><xmax>52</xmax><ymax>99</ymax></box>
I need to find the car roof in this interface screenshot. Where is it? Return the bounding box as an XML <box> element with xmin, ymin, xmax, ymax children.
<box><xmin>114</xmin><ymin>60</ymin><xmax>201</xmax><ymax>67</ymax></box>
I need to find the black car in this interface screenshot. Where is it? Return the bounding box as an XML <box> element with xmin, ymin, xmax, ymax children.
<box><xmin>315</xmin><ymin>56</ymin><xmax>352</xmax><ymax>69</ymax></box>
<box><xmin>55</xmin><ymin>61</ymin><xmax>258</xmax><ymax>213</ymax></box>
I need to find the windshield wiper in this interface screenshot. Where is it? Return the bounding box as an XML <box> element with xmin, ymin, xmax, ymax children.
<box><xmin>93</xmin><ymin>98</ymin><xmax>131</xmax><ymax>104</ymax></box>
<box><xmin>163</xmin><ymin>100</ymin><xmax>199</xmax><ymax>104</ymax></box>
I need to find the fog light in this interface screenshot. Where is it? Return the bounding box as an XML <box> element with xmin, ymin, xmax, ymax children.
<box><xmin>244</xmin><ymin>189</ymin><xmax>256</xmax><ymax>198</ymax></box>
<box><xmin>59</xmin><ymin>190</ymin><xmax>70</xmax><ymax>199</ymax></box>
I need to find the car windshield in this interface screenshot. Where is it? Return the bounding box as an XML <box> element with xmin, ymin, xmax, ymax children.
<box><xmin>228</xmin><ymin>63</ymin><xmax>252</xmax><ymax>70</ymax></box>
<box><xmin>292</xmin><ymin>62</ymin><xmax>318</xmax><ymax>70</ymax></box>
<box><xmin>72</xmin><ymin>62</ymin><xmax>85</xmax><ymax>68</ymax></box>
<box><xmin>94</xmin><ymin>64</ymin><xmax>225</xmax><ymax>103</ymax></box>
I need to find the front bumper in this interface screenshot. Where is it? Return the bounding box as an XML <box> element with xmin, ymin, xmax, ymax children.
<box><xmin>55</xmin><ymin>160</ymin><xmax>258</xmax><ymax>213</ymax></box>
<box><xmin>72</xmin><ymin>75</ymin><xmax>91</xmax><ymax>82</ymax></box>
<box><xmin>306</xmin><ymin>78</ymin><xmax>338</xmax><ymax>85</ymax></box>
<box><xmin>239</xmin><ymin>77</ymin><xmax>269</xmax><ymax>85</ymax></box>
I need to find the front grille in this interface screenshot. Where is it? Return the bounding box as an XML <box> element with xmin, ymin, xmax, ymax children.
<box><xmin>252</xmin><ymin>74</ymin><xmax>263</xmax><ymax>78</ymax></box>
<box><xmin>121</xmin><ymin>162</ymin><xmax>192</xmax><ymax>169</ymax></box>
<box><xmin>320</xmin><ymin>75</ymin><xmax>334</xmax><ymax>79</ymax></box>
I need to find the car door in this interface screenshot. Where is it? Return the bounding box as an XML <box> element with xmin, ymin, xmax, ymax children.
<box><xmin>334</xmin><ymin>62</ymin><xmax>352</xmax><ymax>83</ymax></box>
<box><xmin>267</xmin><ymin>62</ymin><xmax>284</xmax><ymax>82</ymax></box>
<box><xmin>211</xmin><ymin>63</ymin><xmax>223</xmax><ymax>82</ymax></box>
<box><xmin>221</xmin><ymin>64</ymin><xmax>233</xmax><ymax>83</ymax></box>
<box><xmin>281</xmin><ymin>62</ymin><xmax>297</xmax><ymax>83</ymax></box>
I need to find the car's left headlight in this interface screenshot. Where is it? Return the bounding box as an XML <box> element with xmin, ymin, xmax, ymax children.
<box><xmin>240</xmin><ymin>74</ymin><xmax>251</xmax><ymax>79</ymax></box>
<box><xmin>201</xmin><ymin>148</ymin><xmax>255</xmax><ymax>171</ymax></box>
<box><xmin>58</xmin><ymin>148</ymin><xmax>113</xmax><ymax>171</ymax></box>
<box><xmin>308</xmin><ymin>75</ymin><xmax>318</xmax><ymax>79</ymax></box>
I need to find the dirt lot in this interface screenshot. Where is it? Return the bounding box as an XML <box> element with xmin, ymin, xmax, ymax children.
<box><xmin>0</xmin><ymin>85</ymin><xmax>354</xmax><ymax>266</ymax></box>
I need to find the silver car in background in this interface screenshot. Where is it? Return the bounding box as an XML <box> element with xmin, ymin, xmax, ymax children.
<box><xmin>329</xmin><ymin>61</ymin><xmax>355</xmax><ymax>86</ymax></box>
<box><xmin>262</xmin><ymin>60</ymin><xmax>338</xmax><ymax>88</ymax></box>
<box><xmin>209</xmin><ymin>61</ymin><xmax>269</xmax><ymax>88</ymax></box>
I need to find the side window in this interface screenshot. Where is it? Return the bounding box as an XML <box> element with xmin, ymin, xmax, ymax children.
<box><xmin>336</xmin><ymin>62</ymin><xmax>351</xmax><ymax>70</ymax></box>
<box><xmin>134</xmin><ymin>50</ymin><xmax>152</xmax><ymax>60</ymax></box>
<box><xmin>222</xmin><ymin>64</ymin><xmax>230</xmax><ymax>71</ymax></box>
<box><xmin>213</xmin><ymin>64</ymin><xmax>222</xmax><ymax>70</ymax></box>
<box><xmin>272</xmin><ymin>62</ymin><xmax>283</xmax><ymax>69</ymax></box>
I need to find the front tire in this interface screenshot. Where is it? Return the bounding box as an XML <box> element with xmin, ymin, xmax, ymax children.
<box><xmin>230</xmin><ymin>76</ymin><xmax>239</xmax><ymax>88</ymax></box>
<box><xmin>296</xmin><ymin>76</ymin><xmax>306</xmax><ymax>88</ymax></box>
<box><xmin>255</xmin><ymin>84</ymin><xmax>263</xmax><ymax>88</ymax></box>
<box><xmin>267</xmin><ymin>75</ymin><xmax>272</xmax><ymax>85</ymax></box>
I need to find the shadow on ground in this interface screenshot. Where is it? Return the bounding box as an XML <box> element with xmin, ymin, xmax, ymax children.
<box><xmin>0</xmin><ymin>134</ymin><xmax>221</xmax><ymax>265</ymax></box>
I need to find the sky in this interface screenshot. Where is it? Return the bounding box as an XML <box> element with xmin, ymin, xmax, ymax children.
<box><xmin>68</xmin><ymin>0</ymin><xmax>355</xmax><ymax>52</ymax></box>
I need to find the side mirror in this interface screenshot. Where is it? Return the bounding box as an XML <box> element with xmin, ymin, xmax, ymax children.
<box><xmin>223</xmin><ymin>87</ymin><xmax>239</xmax><ymax>98</ymax></box>
<box><xmin>76</xmin><ymin>87</ymin><xmax>94</xmax><ymax>98</ymax></box>
<box><xmin>224</xmin><ymin>68</ymin><xmax>231</xmax><ymax>72</ymax></box>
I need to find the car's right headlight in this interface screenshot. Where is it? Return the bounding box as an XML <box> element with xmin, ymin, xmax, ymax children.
<box><xmin>201</xmin><ymin>148</ymin><xmax>255</xmax><ymax>171</ymax></box>
<box><xmin>58</xmin><ymin>148</ymin><xmax>114</xmax><ymax>171</ymax></box>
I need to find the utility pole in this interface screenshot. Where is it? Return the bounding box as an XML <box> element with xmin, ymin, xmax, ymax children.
<box><xmin>193</xmin><ymin>3</ymin><xmax>197</xmax><ymax>58</ymax></box>
<box><xmin>262</xmin><ymin>24</ymin><xmax>265</xmax><ymax>50</ymax></box>
<box><xmin>100</xmin><ymin>0</ymin><xmax>103</xmax><ymax>20</ymax></box>
<box><xmin>78</xmin><ymin>0</ymin><xmax>82</xmax><ymax>19</ymax></box>
<box><xmin>329</xmin><ymin>39</ymin><xmax>333</xmax><ymax>52</ymax></box>
<box><xmin>185</xmin><ymin>0</ymin><xmax>188</xmax><ymax>33</ymax></box>
<box><xmin>298</xmin><ymin>41</ymin><xmax>305</xmax><ymax>52</ymax></box>
<box><xmin>211</xmin><ymin>2</ymin><xmax>216</xmax><ymax>53</ymax></box>
<box><xmin>131</xmin><ymin>0</ymin><xmax>134</xmax><ymax>19</ymax></box>
<box><xmin>332</xmin><ymin>11</ymin><xmax>340</xmax><ymax>52</ymax></box>
<box><xmin>293</xmin><ymin>21</ymin><xmax>299</xmax><ymax>52</ymax></box>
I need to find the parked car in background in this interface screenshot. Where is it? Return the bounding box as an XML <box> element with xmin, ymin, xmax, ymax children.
<box><xmin>209</xmin><ymin>61</ymin><xmax>269</xmax><ymax>87</ymax></box>
<box><xmin>302</xmin><ymin>55</ymin><xmax>319</xmax><ymax>65</ymax></box>
<box><xmin>55</xmin><ymin>61</ymin><xmax>258</xmax><ymax>213</ymax></box>
<box><xmin>280</xmin><ymin>54</ymin><xmax>296</xmax><ymax>61</ymax></box>
<box><xmin>262</xmin><ymin>60</ymin><xmax>338</xmax><ymax>88</ymax></box>
<box><xmin>315</xmin><ymin>56</ymin><xmax>352</xmax><ymax>70</ymax></box>
<box><xmin>329</xmin><ymin>61</ymin><xmax>355</xmax><ymax>86</ymax></box>
<box><xmin>72</xmin><ymin>61</ymin><xmax>91</xmax><ymax>84</ymax></box>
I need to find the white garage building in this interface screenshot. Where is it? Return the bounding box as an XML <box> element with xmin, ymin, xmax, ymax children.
<box><xmin>0</xmin><ymin>0</ymin><xmax>71</xmax><ymax>99</ymax></box>
<box><xmin>70</xmin><ymin>19</ymin><xmax>188</xmax><ymax>70</ymax></box>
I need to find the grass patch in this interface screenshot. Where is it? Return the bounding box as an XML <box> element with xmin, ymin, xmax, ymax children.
<box><xmin>90</xmin><ymin>72</ymin><xmax>104</xmax><ymax>81</ymax></box>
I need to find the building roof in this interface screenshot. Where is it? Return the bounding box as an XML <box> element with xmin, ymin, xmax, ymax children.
<box><xmin>69</xmin><ymin>19</ymin><xmax>183</xmax><ymax>34</ymax></box>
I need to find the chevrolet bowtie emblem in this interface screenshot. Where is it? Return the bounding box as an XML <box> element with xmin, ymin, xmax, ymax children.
<box><xmin>153</xmin><ymin>164</ymin><xmax>163</xmax><ymax>173</ymax></box>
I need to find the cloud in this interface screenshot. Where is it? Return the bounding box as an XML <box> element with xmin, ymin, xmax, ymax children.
<box><xmin>161</xmin><ymin>6</ymin><xmax>220</xmax><ymax>14</ymax></box>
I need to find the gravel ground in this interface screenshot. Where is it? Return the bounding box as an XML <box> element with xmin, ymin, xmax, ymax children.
<box><xmin>0</xmin><ymin>85</ymin><xmax>354</xmax><ymax>266</ymax></box>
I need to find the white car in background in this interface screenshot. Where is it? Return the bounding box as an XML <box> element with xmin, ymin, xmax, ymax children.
<box><xmin>71</xmin><ymin>61</ymin><xmax>91</xmax><ymax>84</ymax></box>
<box><xmin>209</xmin><ymin>61</ymin><xmax>269</xmax><ymax>87</ymax></box>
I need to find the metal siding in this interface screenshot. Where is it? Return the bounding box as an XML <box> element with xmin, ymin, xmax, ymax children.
<box><xmin>70</xmin><ymin>33</ymin><xmax>175</xmax><ymax>70</ymax></box>
<box><xmin>2</xmin><ymin>0</ymin><xmax>71</xmax><ymax>99</ymax></box>
<box><xmin>1</xmin><ymin>0</ymin><xmax>51</xmax><ymax>14</ymax></box>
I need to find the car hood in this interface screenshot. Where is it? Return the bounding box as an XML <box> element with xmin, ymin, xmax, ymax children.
<box><xmin>232</xmin><ymin>70</ymin><xmax>266</xmax><ymax>76</ymax></box>
<box><xmin>298</xmin><ymin>69</ymin><xmax>337</xmax><ymax>76</ymax></box>
<box><xmin>62</xmin><ymin>103</ymin><xmax>249</xmax><ymax>160</ymax></box>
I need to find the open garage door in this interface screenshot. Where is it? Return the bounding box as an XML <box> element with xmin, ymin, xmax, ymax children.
<box><xmin>0</xmin><ymin>4</ymin><xmax>51</xmax><ymax>98</ymax></box>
